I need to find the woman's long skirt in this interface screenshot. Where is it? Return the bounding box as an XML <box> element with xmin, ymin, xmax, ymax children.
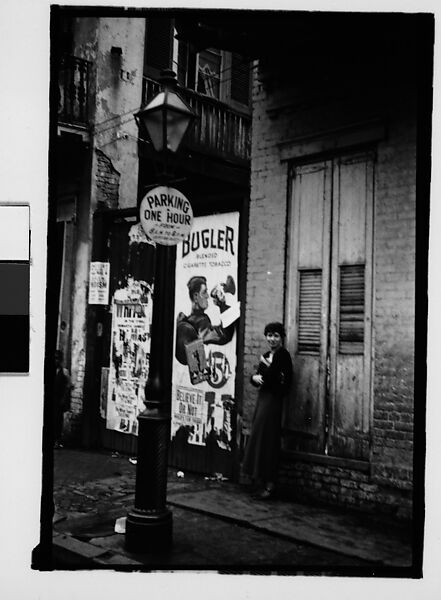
<box><xmin>242</xmin><ymin>389</ymin><xmax>283</xmax><ymax>482</ymax></box>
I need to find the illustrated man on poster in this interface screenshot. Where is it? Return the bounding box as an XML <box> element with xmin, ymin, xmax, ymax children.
<box><xmin>175</xmin><ymin>275</ymin><xmax>239</xmax><ymax>367</ymax></box>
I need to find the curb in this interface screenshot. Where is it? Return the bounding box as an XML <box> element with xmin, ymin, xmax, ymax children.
<box><xmin>166</xmin><ymin>493</ymin><xmax>412</xmax><ymax>568</ymax></box>
<box><xmin>53</xmin><ymin>533</ymin><xmax>144</xmax><ymax>567</ymax></box>
<box><xmin>166</xmin><ymin>498</ymin><xmax>383</xmax><ymax>565</ymax></box>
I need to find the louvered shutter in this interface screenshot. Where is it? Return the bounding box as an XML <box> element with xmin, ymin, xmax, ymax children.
<box><xmin>338</xmin><ymin>264</ymin><xmax>365</xmax><ymax>353</ymax></box>
<box><xmin>175</xmin><ymin>36</ymin><xmax>196</xmax><ymax>89</ymax></box>
<box><xmin>298</xmin><ymin>269</ymin><xmax>322</xmax><ymax>353</ymax></box>
<box><xmin>144</xmin><ymin>17</ymin><xmax>173</xmax><ymax>77</ymax></box>
<box><xmin>230</xmin><ymin>53</ymin><xmax>250</xmax><ymax>106</ymax></box>
<box><xmin>176</xmin><ymin>40</ymin><xmax>188</xmax><ymax>86</ymax></box>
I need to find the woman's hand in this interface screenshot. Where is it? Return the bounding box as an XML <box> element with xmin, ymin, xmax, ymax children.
<box><xmin>252</xmin><ymin>374</ymin><xmax>263</xmax><ymax>386</ymax></box>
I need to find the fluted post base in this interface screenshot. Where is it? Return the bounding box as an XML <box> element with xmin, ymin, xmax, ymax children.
<box><xmin>125</xmin><ymin>508</ymin><xmax>172</xmax><ymax>554</ymax></box>
<box><xmin>125</xmin><ymin>403</ymin><xmax>172</xmax><ymax>553</ymax></box>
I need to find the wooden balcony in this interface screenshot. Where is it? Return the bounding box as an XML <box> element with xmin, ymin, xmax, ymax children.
<box><xmin>142</xmin><ymin>77</ymin><xmax>251</xmax><ymax>165</ymax></box>
<box><xmin>58</xmin><ymin>55</ymin><xmax>91</xmax><ymax>130</ymax></box>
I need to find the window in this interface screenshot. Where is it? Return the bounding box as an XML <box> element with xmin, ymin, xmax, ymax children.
<box><xmin>144</xmin><ymin>17</ymin><xmax>250</xmax><ymax>108</ymax></box>
<box><xmin>197</xmin><ymin>49</ymin><xmax>222</xmax><ymax>99</ymax></box>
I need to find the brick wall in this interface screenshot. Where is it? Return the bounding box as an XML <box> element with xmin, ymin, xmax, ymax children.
<box><xmin>242</xmin><ymin>78</ymin><xmax>289</xmax><ymax>429</ymax></box>
<box><xmin>243</xmin><ymin>51</ymin><xmax>417</xmax><ymax>519</ymax></box>
<box><xmin>277</xmin><ymin>459</ymin><xmax>413</xmax><ymax>520</ymax></box>
<box><xmin>372</xmin><ymin>111</ymin><xmax>416</xmax><ymax>493</ymax></box>
<box><xmin>95</xmin><ymin>149</ymin><xmax>120</xmax><ymax>209</ymax></box>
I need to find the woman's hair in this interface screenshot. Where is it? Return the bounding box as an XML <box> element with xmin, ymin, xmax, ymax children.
<box><xmin>264</xmin><ymin>322</ymin><xmax>286</xmax><ymax>338</ymax></box>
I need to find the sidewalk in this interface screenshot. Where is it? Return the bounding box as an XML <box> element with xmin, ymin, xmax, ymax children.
<box><xmin>52</xmin><ymin>449</ymin><xmax>413</xmax><ymax>570</ymax></box>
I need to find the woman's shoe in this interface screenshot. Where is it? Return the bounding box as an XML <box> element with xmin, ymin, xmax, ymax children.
<box><xmin>258</xmin><ymin>487</ymin><xmax>275</xmax><ymax>500</ymax></box>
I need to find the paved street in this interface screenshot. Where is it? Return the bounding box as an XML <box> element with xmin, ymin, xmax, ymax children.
<box><xmin>52</xmin><ymin>449</ymin><xmax>413</xmax><ymax>573</ymax></box>
<box><xmin>55</xmin><ymin>504</ymin><xmax>374</xmax><ymax>570</ymax></box>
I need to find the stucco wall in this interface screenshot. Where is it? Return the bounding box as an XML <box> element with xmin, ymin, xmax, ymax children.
<box><xmin>65</xmin><ymin>18</ymin><xmax>145</xmax><ymax>437</ymax></box>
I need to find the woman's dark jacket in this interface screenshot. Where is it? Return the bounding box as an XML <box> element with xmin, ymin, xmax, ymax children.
<box><xmin>251</xmin><ymin>347</ymin><xmax>292</xmax><ymax>397</ymax></box>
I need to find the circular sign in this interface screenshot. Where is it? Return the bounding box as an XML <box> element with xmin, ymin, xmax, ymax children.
<box><xmin>139</xmin><ymin>186</ymin><xmax>193</xmax><ymax>246</ymax></box>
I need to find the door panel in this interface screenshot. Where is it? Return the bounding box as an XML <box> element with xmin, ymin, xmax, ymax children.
<box><xmin>335</xmin><ymin>156</ymin><xmax>369</xmax><ymax>263</ymax></box>
<box><xmin>328</xmin><ymin>153</ymin><xmax>373</xmax><ymax>459</ymax></box>
<box><xmin>56</xmin><ymin>197</ymin><xmax>76</xmax><ymax>367</ymax></box>
<box><xmin>57</xmin><ymin>221</ymin><xmax>74</xmax><ymax>365</ymax></box>
<box><xmin>285</xmin><ymin>162</ymin><xmax>331</xmax><ymax>453</ymax></box>
<box><xmin>297</xmin><ymin>164</ymin><xmax>330</xmax><ymax>268</ymax></box>
<box><xmin>285</xmin><ymin>354</ymin><xmax>323</xmax><ymax>447</ymax></box>
<box><xmin>334</xmin><ymin>356</ymin><xmax>364</xmax><ymax>430</ymax></box>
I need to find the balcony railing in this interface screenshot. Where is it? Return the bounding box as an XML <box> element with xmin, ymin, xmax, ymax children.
<box><xmin>143</xmin><ymin>77</ymin><xmax>251</xmax><ymax>164</ymax></box>
<box><xmin>58</xmin><ymin>55</ymin><xmax>91</xmax><ymax>127</ymax></box>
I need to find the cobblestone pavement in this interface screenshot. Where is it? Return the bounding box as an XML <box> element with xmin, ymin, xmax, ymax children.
<box><xmin>53</xmin><ymin>448</ymin><xmax>212</xmax><ymax>517</ymax></box>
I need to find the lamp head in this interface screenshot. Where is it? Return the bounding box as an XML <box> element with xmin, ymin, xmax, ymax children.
<box><xmin>135</xmin><ymin>70</ymin><xmax>196</xmax><ymax>153</ymax></box>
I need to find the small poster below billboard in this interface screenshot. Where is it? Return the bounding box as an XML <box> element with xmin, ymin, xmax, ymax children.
<box><xmin>88</xmin><ymin>261</ymin><xmax>110</xmax><ymax>305</ymax></box>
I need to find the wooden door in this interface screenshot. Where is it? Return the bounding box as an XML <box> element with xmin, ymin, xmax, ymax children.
<box><xmin>285</xmin><ymin>161</ymin><xmax>332</xmax><ymax>454</ymax></box>
<box><xmin>285</xmin><ymin>152</ymin><xmax>374</xmax><ymax>460</ymax></box>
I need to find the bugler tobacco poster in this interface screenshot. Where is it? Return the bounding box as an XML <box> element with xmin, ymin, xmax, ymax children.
<box><xmin>171</xmin><ymin>212</ymin><xmax>240</xmax><ymax>449</ymax></box>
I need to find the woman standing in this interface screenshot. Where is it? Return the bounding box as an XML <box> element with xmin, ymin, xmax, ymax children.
<box><xmin>242</xmin><ymin>322</ymin><xmax>293</xmax><ymax>499</ymax></box>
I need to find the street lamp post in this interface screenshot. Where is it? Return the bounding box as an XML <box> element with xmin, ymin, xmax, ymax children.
<box><xmin>125</xmin><ymin>70</ymin><xmax>196</xmax><ymax>554</ymax></box>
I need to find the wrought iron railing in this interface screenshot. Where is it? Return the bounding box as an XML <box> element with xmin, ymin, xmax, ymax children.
<box><xmin>58</xmin><ymin>55</ymin><xmax>91</xmax><ymax>127</ymax></box>
<box><xmin>142</xmin><ymin>77</ymin><xmax>251</xmax><ymax>163</ymax></box>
